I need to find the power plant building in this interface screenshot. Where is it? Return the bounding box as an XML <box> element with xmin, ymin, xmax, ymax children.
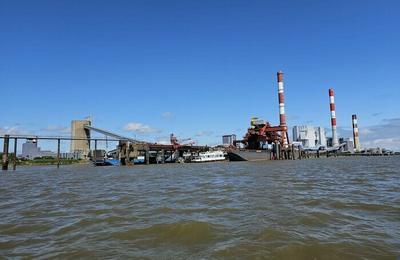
<box><xmin>292</xmin><ymin>126</ymin><xmax>327</xmax><ymax>148</ymax></box>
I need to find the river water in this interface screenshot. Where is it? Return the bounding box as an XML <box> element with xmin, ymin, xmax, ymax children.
<box><xmin>1</xmin><ymin>157</ymin><xmax>399</xmax><ymax>259</ymax></box>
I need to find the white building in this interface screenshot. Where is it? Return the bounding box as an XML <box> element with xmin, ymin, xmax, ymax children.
<box><xmin>21</xmin><ymin>139</ymin><xmax>56</xmax><ymax>159</ymax></box>
<box><xmin>292</xmin><ymin>126</ymin><xmax>327</xmax><ymax>148</ymax></box>
<box><xmin>222</xmin><ymin>134</ymin><xmax>236</xmax><ymax>146</ymax></box>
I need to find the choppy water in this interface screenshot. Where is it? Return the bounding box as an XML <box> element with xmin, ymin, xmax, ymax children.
<box><xmin>1</xmin><ymin>157</ymin><xmax>399</xmax><ymax>259</ymax></box>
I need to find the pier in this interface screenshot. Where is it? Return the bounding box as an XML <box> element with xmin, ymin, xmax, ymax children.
<box><xmin>0</xmin><ymin>134</ymin><xmax>209</xmax><ymax>170</ymax></box>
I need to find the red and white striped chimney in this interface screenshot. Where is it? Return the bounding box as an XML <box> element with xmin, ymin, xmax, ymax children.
<box><xmin>277</xmin><ymin>71</ymin><xmax>288</xmax><ymax>148</ymax></box>
<box><xmin>352</xmin><ymin>114</ymin><xmax>360</xmax><ymax>151</ymax></box>
<box><xmin>329</xmin><ymin>88</ymin><xmax>339</xmax><ymax>147</ymax></box>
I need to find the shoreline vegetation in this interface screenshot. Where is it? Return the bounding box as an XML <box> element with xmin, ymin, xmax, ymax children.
<box><xmin>0</xmin><ymin>154</ymin><xmax>86</xmax><ymax>166</ymax></box>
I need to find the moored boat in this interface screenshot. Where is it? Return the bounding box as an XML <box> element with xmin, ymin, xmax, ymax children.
<box><xmin>191</xmin><ymin>151</ymin><xmax>226</xmax><ymax>163</ymax></box>
<box><xmin>227</xmin><ymin>149</ymin><xmax>272</xmax><ymax>161</ymax></box>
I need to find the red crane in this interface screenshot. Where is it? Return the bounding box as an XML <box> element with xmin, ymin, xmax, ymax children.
<box><xmin>170</xmin><ymin>133</ymin><xmax>195</xmax><ymax>149</ymax></box>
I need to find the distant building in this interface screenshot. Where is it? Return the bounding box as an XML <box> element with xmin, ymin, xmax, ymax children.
<box><xmin>60</xmin><ymin>152</ymin><xmax>83</xmax><ymax>160</ymax></box>
<box><xmin>368</xmin><ymin>147</ymin><xmax>383</xmax><ymax>155</ymax></box>
<box><xmin>222</xmin><ymin>134</ymin><xmax>236</xmax><ymax>146</ymax></box>
<box><xmin>292</xmin><ymin>126</ymin><xmax>327</xmax><ymax>148</ymax></box>
<box><xmin>340</xmin><ymin>138</ymin><xmax>354</xmax><ymax>152</ymax></box>
<box><xmin>21</xmin><ymin>139</ymin><xmax>56</xmax><ymax>159</ymax></box>
<box><xmin>21</xmin><ymin>139</ymin><xmax>40</xmax><ymax>159</ymax></box>
<box><xmin>327</xmin><ymin>137</ymin><xmax>333</xmax><ymax>147</ymax></box>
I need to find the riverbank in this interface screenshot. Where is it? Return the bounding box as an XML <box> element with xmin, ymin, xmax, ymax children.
<box><xmin>3</xmin><ymin>158</ymin><xmax>87</xmax><ymax>166</ymax></box>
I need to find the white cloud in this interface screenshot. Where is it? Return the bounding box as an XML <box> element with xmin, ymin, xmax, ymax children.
<box><xmin>162</xmin><ymin>112</ymin><xmax>174</xmax><ymax>119</ymax></box>
<box><xmin>123</xmin><ymin>122</ymin><xmax>160</xmax><ymax>134</ymax></box>
<box><xmin>155</xmin><ymin>138</ymin><xmax>170</xmax><ymax>145</ymax></box>
<box><xmin>286</xmin><ymin>114</ymin><xmax>300</xmax><ymax>120</ymax></box>
<box><xmin>362</xmin><ymin>138</ymin><xmax>400</xmax><ymax>151</ymax></box>
<box><xmin>359</xmin><ymin>128</ymin><xmax>373</xmax><ymax>135</ymax></box>
<box><xmin>41</xmin><ymin>125</ymin><xmax>70</xmax><ymax>134</ymax></box>
<box><xmin>333</xmin><ymin>118</ymin><xmax>400</xmax><ymax>151</ymax></box>
<box><xmin>0</xmin><ymin>126</ymin><xmax>30</xmax><ymax>135</ymax></box>
<box><xmin>358</xmin><ymin>118</ymin><xmax>400</xmax><ymax>151</ymax></box>
<box><xmin>195</xmin><ymin>130</ymin><xmax>214</xmax><ymax>137</ymax></box>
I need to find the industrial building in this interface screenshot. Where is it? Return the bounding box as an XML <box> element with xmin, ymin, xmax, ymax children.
<box><xmin>70</xmin><ymin>119</ymin><xmax>91</xmax><ymax>158</ymax></box>
<box><xmin>292</xmin><ymin>126</ymin><xmax>327</xmax><ymax>148</ymax></box>
<box><xmin>222</xmin><ymin>134</ymin><xmax>236</xmax><ymax>147</ymax></box>
<box><xmin>341</xmin><ymin>138</ymin><xmax>354</xmax><ymax>152</ymax></box>
<box><xmin>21</xmin><ymin>138</ymin><xmax>56</xmax><ymax>159</ymax></box>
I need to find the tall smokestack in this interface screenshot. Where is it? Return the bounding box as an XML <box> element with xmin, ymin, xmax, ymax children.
<box><xmin>277</xmin><ymin>71</ymin><xmax>288</xmax><ymax>148</ymax></box>
<box><xmin>329</xmin><ymin>88</ymin><xmax>339</xmax><ymax>147</ymax></box>
<box><xmin>352</xmin><ymin>114</ymin><xmax>360</xmax><ymax>152</ymax></box>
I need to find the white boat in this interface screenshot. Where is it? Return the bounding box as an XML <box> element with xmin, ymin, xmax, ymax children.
<box><xmin>191</xmin><ymin>151</ymin><xmax>226</xmax><ymax>163</ymax></box>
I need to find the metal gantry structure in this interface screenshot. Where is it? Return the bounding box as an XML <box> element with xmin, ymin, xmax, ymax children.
<box><xmin>1</xmin><ymin>127</ymin><xmax>208</xmax><ymax>170</ymax></box>
<box><xmin>0</xmin><ymin>134</ymin><xmax>123</xmax><ymax>170</ymax></box>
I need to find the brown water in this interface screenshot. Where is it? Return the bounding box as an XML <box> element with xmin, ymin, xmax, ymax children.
<box><xmin>1</xmin><ymin>157</ymin><xmax>399</xmax><ymax>259</ymax></box>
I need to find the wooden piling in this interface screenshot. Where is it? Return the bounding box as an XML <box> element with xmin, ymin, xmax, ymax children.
<box><xmin>292</xmin><ymin>144</ymin><xmax>295</xmax><ymax>160</ymax></box>
<box><xmin>13</xmin><ymin>138</ymin><xmax>17</xmax><ymax>170</ymax></box>
<box><xmin>125</xmin><ymin>142</ymin><xmax>131</xmax><ymax>166</ymax></box>
<box><xmin>57</xmin><ymin>138</ymin><xmax>61</xmax><ymax>168</ymax></box>
<box><xmin>276</xmin><ymin>142</ymin><xmax>280</xmax><ymax>160</ymax></box>
<box><xmin>161</xmin><ymin>149</ymin><xmax>165</xmax><ymax>164</ymax></box>
<box><xmin>145</xmin><ymin>148</ymin><xmax>150</xmax><ymax>165</ymax></box>
<box><xmin>2</xmin><ymin>135</ymin><xmax>10</xmax><ymax>170</ymax></box>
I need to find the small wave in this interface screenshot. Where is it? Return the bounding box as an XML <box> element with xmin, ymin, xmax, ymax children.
<box><xmin>84</xmin><ymin>208</ymin><xmax>112</xmax><ymax>215</ymax></box>
<box><xmin>51</xmin><ymin>219</ymin><xmax>95</xmax><ymax>236</ymax></box>
<box><xmin>208</xmin><ymin>207</ymin><xmax>239</xmax><ymax>214</ymax></box>
<box><xmin>153</xmin><ymin>207</ymin><xmax>239</xmax><ymax>215</ymax></box>
<box><xmin>45</xmin><ymin>249</ymin><xmax>98</xmax><ymax>258</ymax></box>
<box><xmin>302</xmin><ymin>199</ymin><xmax>321</xmax><ymax>206</ymax></box>
<box><xmin>51</xmin><ymin>214</ymin><xmax>139</xmax><ymax>236</ymax></box>
<box><xmin>298</xmin><ymin>212</ymin><xmax>334</xmax><ymax>227</ymax></box>
<box><xmin>112</xmin><ymin>221</ymin><xmax>221</xmax><ymax>245</ymax></box>
<box><xmin>20</xmin><ymin>210</ymin><xmax>49</xmax><ymax>218</ymax></box>
<box><xmin>255</xmin><ymin>228</ymin><xmax>292</xmax><ymax>242</ymax></box>
<box><xmin>153</xmin><ymin>207</ymin><xmax>174</xmax><ymax>214</ymax></box>
<box><xmin>330</xmin><ymin>201</ymin><xmax>347</xmax><ymax>209</ymax></box>
<box><xmin>212</xmin><ymin>242</ymin><xmax>270</xmax><ymax>258</ymax></box>
<box><xmin>271</xmin><ymin>241</ymin><xmax>397</xmax><ymax>259</ymax></box>
<box><xmin>101</xmin><ymin>215</ymin><xmax>138</xmax><ymax>224</ymax></box>
<box><xmin>2</xmin><ymin>223</ymin><xmax>51</xmax><ymax>235</ymax></box>
<box><xmin>330</xmin><ymin>201</ymin><xmax>400</xmax><ymax>213</ymax></box>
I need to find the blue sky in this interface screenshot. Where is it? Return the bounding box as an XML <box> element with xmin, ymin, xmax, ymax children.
<box><xmin>1</xmin><ymin>0</ymin><xmax>399</xmax><ymax>151</ymax></box>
